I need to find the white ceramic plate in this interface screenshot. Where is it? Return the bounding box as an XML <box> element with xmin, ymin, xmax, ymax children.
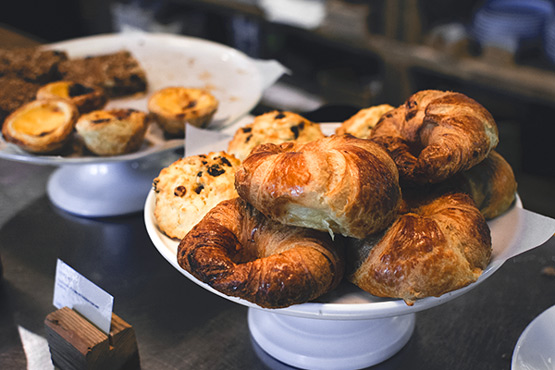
<box><xmin>512</xmin><ymin>304</ymin><xmax>555</xmax><ymax>370</ymax></box>
<box><xmin>0</xmin><ymin>32</ymin><xmax>266</xmax><ymax>165</ymax></box>
<box><xmin>144</xmin><ymin>121</ymin><xmax>535</xmax><ymax>320</ymax></box>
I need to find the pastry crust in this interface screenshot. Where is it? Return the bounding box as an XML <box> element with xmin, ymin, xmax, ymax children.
<box><xmin>177</xmin><ymin>197</ymin><xmax>344</xmax><ymax>308</ymax></box>
<box><xmin>37</xmin><ymin>81</ymin><xmax>107</xmax><ymax>114</ymax></box>
<box><xmin>153</xmin><ymin>151</ymin><xmax>241</xmax><ymax>239</ymax></box>
<box><xmin>441</xmin><ymin>150</ymin><xmax>517</xmax><ymax>219</ymax></box>
<box><xmin>335</xmin><ymin>104</ymin><xmax>394</xmax><ymax>139</ymax></box>
<box><xmin>1</xmin><ymin>98</ymin><xmax>78</xmax><ymax>154</ymax></box>
<box><xmin>235</xmin><ymin>134</ymin><xmax>402</xmax><ymax>239</ymax></box>
<box><xmin>228</xmin><ymin>110</ymin><xmax>325</xmax><ymax>161</ymax></box>
<box><xmin>148</xmin><ymin>87</ymin><xmax>218</xmax><ymax>135</ymax></box>
<box><xmin>346</xmin><ymin>192</ymin><xmax>492</xmax><ymax>305</ymax></box>
<box><xmin>370</xmin><ymin>90</ymin><xmax>499</xmax><ymax>184</ymax></box>
<box><xmin>75</xmin><ymin>109</ymin><xmax>150</xmax><ymax>156</ymax></box>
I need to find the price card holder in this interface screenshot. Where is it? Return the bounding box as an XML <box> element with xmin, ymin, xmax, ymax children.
<box><xmin>44</xmin><ymin>260</ymin><xmax>139</xmax><ymax>369</ymax></box>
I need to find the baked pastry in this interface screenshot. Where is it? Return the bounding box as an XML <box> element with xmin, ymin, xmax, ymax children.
<box><xmin>58</xmin><ymin>50</ymin><xmax>147</xmax><ymax>97</ymax></box>
<box><xmin>75</xmin><ymin>109</ymin><xmax>150</xmax><ymax>156</ymax></box>
<box><xmin>177</xmin><ymin>197</ymin><xmax>345</xmax><ymax>308</ymax></box>
<box><xmin>37</xmin><ymin>81</ymin><xmax>107</xmax><ymax>114</ymax></box>
<box><xmin>0</xmin><ymin>76</ymin><xmax>40</xmax><ymax>124</ymax></box>
<box><xmin>0</xmin><ymin>48</ymin><xmax>68</xmax><ymax>84</ymax></box>
<box><xmin>335</xmin><ymin>104</ymin><xmax>394</xmax><ymax>138</ymax></box>
<box><xmin>227</xmin><ymin>110</ymin><xmax>325</xmax><ymax>161</ymax></box>
<box><xmin>2</xmin><ymin>98</ymin><xmax>78</xmax><ymax>154</ymax></box>
<box><xmin>370</xmin><ymin>90</ymin><xmax>499</xmax><ymax>184</ymax></box>
<box><xmin>442</xmin><ymin>150</ymin><xmax>517</xmax><ymax>219</ymax></box>
<box><xmin>346</xmin><ymin>192</ymin><xmax>492</xmax><ymax>305</ymax></box>
<box><xmin>235</xmin><ymin>134</ymin><xmax>402</xmax><ymax>239</ymax></box>
<box><xmin>148</xmin><ymin>87</ymin><xmax>218</xmax><ymax>135</ymax></box>
<box><xmin>153</xmin><ymin>151</ymin><xmax>241</xmax><ymax>240</ymax></box>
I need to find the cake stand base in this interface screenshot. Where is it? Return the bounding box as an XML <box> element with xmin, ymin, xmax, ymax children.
<box><xmin>47</xmin><ymin>154</ymin><xmax>176</xmax><ymax>217</ymax></box>
<box><xmin>248</xmin><ymin>308</ymin><xmax>415</xmax><ymax>370</ymax></box>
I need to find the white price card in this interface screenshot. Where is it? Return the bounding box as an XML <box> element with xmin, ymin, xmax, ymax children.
<box><xmin>53</xmin><ymin>259</ymin><xmax>114</xmax><ymax>334</ymax></box>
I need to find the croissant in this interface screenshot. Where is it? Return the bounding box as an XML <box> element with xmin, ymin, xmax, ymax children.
<box><xmin>235</xmin><ymin>134</ymin><xmax>402</xmax><ymax>239</ymax></box>
<box><xmin>346</xmin><ymin>192</ymin><xmax>492</xmax><ymax>305</ymax></box>
<box><xmin>441</xmin><ymin>150</ymin><xmax>517</xmax><ymax>219</ymax></box>
<box><xmin>370</xmin><ymin>90</ymin><xmax>499</xmax><ymax>184</ymax></box>
<box><xmin>177</xmin><ymin>197</ymin><xmax>345</xmax><ymax>309</ymax></box>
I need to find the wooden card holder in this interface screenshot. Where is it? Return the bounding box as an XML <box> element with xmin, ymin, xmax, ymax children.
<box><xmin>44</xmin><ymin>306</ymin><xmax>140</xmax><ymax>370</ymax></box>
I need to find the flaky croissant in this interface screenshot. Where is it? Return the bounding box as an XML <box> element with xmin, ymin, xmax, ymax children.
<box><xmin>235</xmin><ymin>134</ymin><xmax>402</xmax><ymax>239</ymax></box>
<box><xmin>370</xmin><ymin>90</ymin><xmax>499</xmax><ymax>184</ymax></box>
<box><xmin>346</xmin><ymin>192</ymin><xmax>492</xmax><ymax>305</ymax></box>
<box><xmin>177</xmin><ymin>197</ymin><xmax>344</xmax><ymax>309</ymax></box>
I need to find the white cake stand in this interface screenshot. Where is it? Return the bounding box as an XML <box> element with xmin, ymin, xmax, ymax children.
<box><xmin>145</xmin><ymin>189</ymin><xmax>555</xmax><ymax>370</ymax></box>
<box><xmin>0</xmin><ymin>32</ymin><xmax>285</xmax><ymax>217</ymax></box>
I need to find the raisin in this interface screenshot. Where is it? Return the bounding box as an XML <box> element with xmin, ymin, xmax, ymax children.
<box><xmin>194</xmin><ymin>184</ymin><xmax>204</xmax><ymax>194</ymax></box>
<box><xmin>274</xmin><ymin>111</ymin><xmax>286</xmax><ymax>119</ymax></box>
<box><xmin>290</xmin><ymin>125</ymin><xmax>300</xmax><ymax>139</ymax></box>
<box><xmin>174</xmin><ymin>186</ymin><xmax>187</xmax><ymax>197</ymax></box>
<box><xmin>241</xmin><ymin>127</ymin><xmax>252</xmax><ymax>133</ymax></box>
<box><xmin>197</xmin><ymin>171</ymin><xmax>203</xmax><ymax>177</ymax></box>
<box><xmin>245</xmin><ymin>134</ymin><xmax>253</xmax><ymax>143</ymax></box>
<box><xmin>208</xmin><ymin>164</ymin><xmax>225</xmax><ymax>177</ymax></box>
<box><xmin>218</xmin><ymin>156</ymin><xmax>232</xmax><ymax>167</ymax></box>
<box><xmin>92</xmin><ymin>119</ymin><xmax>111</xmax><ymax>124</ymax></box>
<box><xmin>68</xmin><ymin>83</ymin><xmax>94</xmax><ymax>97</ymax></box>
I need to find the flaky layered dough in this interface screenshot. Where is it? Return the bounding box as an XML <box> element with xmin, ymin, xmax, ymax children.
<box><xmin>370</xmin><ymin>90</ymin><xmax>499</xmax><ymax>184</ymax></box>
<box><xmin>441</xmin><ymin>150</ymin><xmax>517</xmax><ymax>219</ymax></box>
<box><xmin>235</xmin><ymin>134</ymin><xmax>402</xmax><ymax>239</ymax></box>
<box><xmin>177</xmin><ymin>197</ymin><xmax>344</xmax><ymax>308</ymax></box>
<box><xmin>347</xmin><ymin>193</ymin><xmax>492</xmax><ymax>305</ymax></box>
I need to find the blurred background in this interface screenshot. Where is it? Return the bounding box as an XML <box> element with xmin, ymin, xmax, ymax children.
<box><xmin>1</xmin><ymin>0</ymin><xmax>554</xmax><ymax>217</ymax></box>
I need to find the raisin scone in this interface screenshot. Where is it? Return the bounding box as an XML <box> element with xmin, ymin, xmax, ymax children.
<box><xmin>227</xmin><ymin>110</ymin><xmax>325</xmax><ymax>161</ymax></box>
<box><xmin>153</xmin><ymin>151</ymin><xmax>241</xmax><ymax>240</ymax></box>
<box><xmin>335</xmin><ymin>104</ymin><xmax>394</xmax><ymax>139</ymax></box>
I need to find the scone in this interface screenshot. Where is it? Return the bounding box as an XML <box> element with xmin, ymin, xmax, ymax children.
<box><xmin>335</xmin><ymin>104</ymin><xmax>394</xmax><ymax>139</ymax></box>
<box><xmin>75</xmin><ymin>109</ymin><xmax>150</xmax><ymax>156</ymax></box>
<box><xmin>58</xmin><ymin>50</ymin><xmax>147</xmax><ymax>97</ymax></box>
<box><xmin>37</xmin><ymin>81</ymin><xmax>107</xmax><ymax>114</ymax></box>
<box><xmin>148</xmin><ymin>87</ymin><xmax>218</xmax><ymax>135</ymax></box>
<box><xmin>153</xmin><ymin>151</ymin><xmax>241</xmax><ymax>239</ymax></box>
<box><xmin>1</xmin><ymin>98</ymin><xmax>78</xmax><ymax>154</ymax></box>
<box><xmin>227</xmin><ymin>110</ymin><xmax>325</xmax><ymax>161</ymax></box>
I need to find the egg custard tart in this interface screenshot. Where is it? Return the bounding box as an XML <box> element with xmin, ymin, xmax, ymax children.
<box><xmin>148</xmin><ymin>87</ymin><xmax>218</xmax><ymax>135</ymax></box>
<box><xmin>2</xmin><ymin>98</ymin><xmax>78</xmax><ymax>154</ymax></box>
<box><xmin>75</xmin><ymin>108</ymin><xmax>150</xmax><ymax>156</ymax></box>
<box><xmin>37</xmin><ymin>81</ymin><xmax>107</xmax><ymax>113</ymax></box>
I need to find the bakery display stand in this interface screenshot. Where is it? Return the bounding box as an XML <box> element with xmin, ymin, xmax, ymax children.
<box><xmin>248</xmin><ymin>308</ymin><xmax>415</xmax><ymax>370</ymax></box>
<box><xmin>145</xmin><ymin>189</ymin><xmax>555</xmax><ymax>370</ymax></box>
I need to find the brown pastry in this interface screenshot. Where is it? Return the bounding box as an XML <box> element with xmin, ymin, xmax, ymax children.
<box><xmin>148</xmin><ymin>87</ymin><xmax>218</xmax><ymax>135</ymax></box>
<box><xmin>153</xmin><ymin>151</ymin><xmax>241</xmax><ymax>240</ymax></box>
<box><xmin>75</xmin><ymin>109</ymin><xmax>150</xmax><ymax>156</ymax></box>
<box><xmin>370</xmin><ymin>90</ymin><xmax>499</xmax><ymax>184</ymax></box>
<box><xmin>177</xmin><ymin>197</ymin><xmax>345</xmax><ymax>309</ymax></box>
<box><xmin>0</xmin><ymin>48</ymin><xmax>68</xmax><ymax>84</ymax></box>
<box><xmin>2</xmin><ymin>98</ymin><xmax>78</xmax><ymax>154</ymax></box>
<box><xmin>58</xmin><ymin>50</ymin><xmax>147</xmax><ymax>97</ymax></box>
<box><xmin>235</xmin><ymin>134</ymin><xmax>402</xmax><ymax>239</ymax></box>
<box><xmin>346</xmin><ymin>192</ymin><xmax>492</xmax><ymax>305</ymax></box>
<box><xmin>335</xmin><ymin>104</ymin><xmax>394</xmax><ymax>139</ymax></box>
<box><xmin>227</xmin><ymin>110</ymin><xmax>325</xmax><ymax>161</ymax></box>
<box><xmin>37</xmin><ymin>81</ymin><xmax>107</xmax><ymax>114</ymax></box>
<box><xmin>0</xmin><ymin>76</ymin><xmax>40</xmax><ymax>124</ymax></box>
<box><xmin>442</xmin><ymin>150</ymin><xmax>517</xmax><ymax>219</ymax></box>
